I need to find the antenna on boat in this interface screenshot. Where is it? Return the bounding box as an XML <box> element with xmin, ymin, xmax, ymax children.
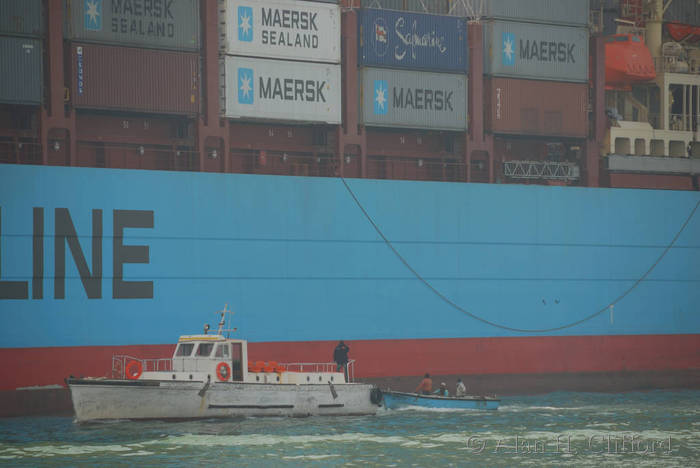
<box><xmin>215</xmin><ymin>304</ymin><xmax>237</xmax><ymax>338</ymax></box>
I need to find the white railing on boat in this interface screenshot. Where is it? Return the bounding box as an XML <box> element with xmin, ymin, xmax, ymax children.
<box><xmin>112</xmin><ymin>355</ymin><xmax>172</xmax><ymax>378</ymax></box>
<box><xmin>282</xmin><ymin>360</ymin><xmax>355</xmax><ymax>382</ymax></box>
<box><xmin>112</xmin><ymin>355</ymin><xmax>356</xmax><ymax>382</ymax></box>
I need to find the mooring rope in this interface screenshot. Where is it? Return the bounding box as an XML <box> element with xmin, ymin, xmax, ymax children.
<box><xmin>340</xmin><ymin>176</ymin><xmax>700</xmax><ymax>333</ymax></box>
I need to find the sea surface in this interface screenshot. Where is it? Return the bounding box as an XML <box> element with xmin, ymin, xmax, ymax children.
<box><xmin>0</xmin><ymin>391</ymin><xmax>698</xmax><ymax>467</ymax></box>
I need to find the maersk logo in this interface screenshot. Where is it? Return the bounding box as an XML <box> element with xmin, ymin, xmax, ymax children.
<box><xmin>502</xmin><ymin>32</ymin><xmax>515</xmax><ymax>66</ymax></box>
<box><xmin>238</xmin><ymin>6</ymin><xmax>253</xmax><ymax>42</ymax></box>
<box><xmin>373</xmin><ymin>80</ymin><xmax>388</xmax><ymax>115</ymax></box>
<box><xmin>238</xmin><ymin>68</ymin><xmax>254</xmax><ymax>104</ymax></box>
<box><xmin>84</xmin><ymin>0</ymin><xmax>102</xmax><ymax>31</ymax></box>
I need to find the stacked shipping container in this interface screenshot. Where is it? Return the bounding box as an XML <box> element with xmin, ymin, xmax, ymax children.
<box><xmin>64</xmin><ymin>0</ymin><xmax>201</xmax><ymax>114</ymax></box>
<box><xmin>461</xmin><ymin>0</ymin><xmax>590</xmax><ymax>182</ymax></box>
<box><xmin>479</xmin><ymin>0</ymin><xmax>590</xmax><ymax>138</ymax></box>
<box><xmin>219</xmin><ymin>0</ymin><xmax>342</xmax><ymax>124</ymax></box>
<box><xmin>0</xmin><ymin>0</ymin><xmax>43</xmax><ymax>106</ymax></box>
<box><xmin>357</xmin><ymin>8</ymin><xmax>468</xmax><ymax>130</ymax></box>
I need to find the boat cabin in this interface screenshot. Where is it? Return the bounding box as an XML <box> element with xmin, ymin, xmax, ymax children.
<box><xmin>127</xmin><ymin>334</ymin><xmax>348</xmax><ymax>385</ymax></box>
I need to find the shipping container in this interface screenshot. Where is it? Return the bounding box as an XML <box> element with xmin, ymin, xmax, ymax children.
<box><xmin>64</xmin><ymin>0</ymin><xmax>200</xmax><ymax>51</ymax></box>
<box><xmin>219</xmin><ymin>0</ymin><xmax>340</xmax><ymax>63</ymax></box>
<box><xmin>358</xmin><ymin>8</ymin><xmax>467</xmax><ymax>72</ymax></box>
<box><xmin>450</xmin><ymin>0</ymin><xmax>589</xmax><ymax>27</ymax></box>
<box><xmin>484</xmin><ymin>20</ymin><xmax>589</xmax><ymax>82</ymax></box>
<box><xmin>220</xmin><ymin>56</ymin><xmax>341</xmax><ymax>124</ymax></box>
<box><xmin>360</xmin><ymin>0</ymin><xmax>450</xmax><ymax>14</ymax></box>
<box><xmin>0</xmin><ymin>37</ymin><xmax>42</xmax><ymax>105</ymax></box>
<box><xmin>0</xmin><ymin>0</ymin><xmax>43</xmax><ymax>37</ymax></box>
<box><xmin>360</xmin><ymin>67</ymin><xmax>467</xmax><ymax>130</ymax></box>
<box><xmin>70</xmin><ymin>43</ymin><xmax>200</xmax><ymax>114</ymax></box>
<box><xmin>485</xmin><ymin>77</ymin><xmax>588</xmax><ymax>137</ymax></box>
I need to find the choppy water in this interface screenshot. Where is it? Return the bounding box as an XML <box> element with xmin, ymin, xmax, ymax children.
<box><xmin>1</xmin><ymin>391</ymin><xmax>698</xmax><ymax>467</ymax></box>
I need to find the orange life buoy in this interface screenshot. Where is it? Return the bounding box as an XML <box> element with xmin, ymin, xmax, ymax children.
<box><xmin>125</xmin><ymin>360</ymin><xmax>142</xmax><ymax>380</ymax></box>
<box><xmin>216</xmin><ymin>362</ymin><xmax>231</xmax><ymax>381</ymax></box>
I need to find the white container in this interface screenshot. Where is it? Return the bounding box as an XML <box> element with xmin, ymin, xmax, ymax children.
<box><xmin>220</xmin><ymin>56</ymin><xmax>341</xmax><ymax>123</ymax></box>
<box><xmin>219</xmin><ymin>0</ymin><xmax>340</xmax><ymax>63</ymax></box>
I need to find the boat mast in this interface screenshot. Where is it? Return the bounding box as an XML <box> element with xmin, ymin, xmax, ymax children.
<box><xmin>215</xmin><ymin>304</ymin><xmax>236</xmax><ymax>337</ymax></box>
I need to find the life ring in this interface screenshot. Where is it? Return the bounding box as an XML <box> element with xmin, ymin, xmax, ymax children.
<box><xmin>216</xmin><ymin>362</ymin><xmax>231</xmax><ymax>381</ymax></box>
<box><xmin>125</xmin><ymin>361</ymin><xmax>142</xmax><ymax>380</ymax></box>
<box><xmin>370</xmin><ymin>387</ymin><xmax>383</xmax><ymax>405</ymax></box>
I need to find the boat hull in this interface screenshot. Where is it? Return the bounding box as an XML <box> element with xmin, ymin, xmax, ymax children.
<box><xmin>382</xmin><ymin>391</ymin><xmax>499</xmax><ymax>410</ymax></box>
<box><xmin>67</xmin><ymin>379</ymin><xmax>379</xmax><ymax>421</ymax></box>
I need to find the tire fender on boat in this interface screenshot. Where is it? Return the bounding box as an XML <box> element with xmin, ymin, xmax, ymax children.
<box><xmin>125</xmin><ymin>361</ymin><xmax>142</xmax><ymax>380</ymax></box>
<box><xmin>216</xmin><ymin>362</ymin><xmax>231</xmax><ymax>381</ymax></box>
<box><xmin>370</xmin><ymin>387</ymin><xmax>383</xmax><ymax>405</ymax></box>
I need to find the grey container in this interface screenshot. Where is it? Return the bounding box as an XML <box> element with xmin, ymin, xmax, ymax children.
<box><xmin>0</xmin><ymin>36</ymin><xmax>42</xmax><ymax>105</ymax></box>
<box><xmin>451</xmin><ymin>0</ymin><xmax>589</xmax><ymax>27</ymax></box>
<box><xmin>360</xmin><ymin>0</ymin><xmax>449</xmax><ymax>14</ymax></box>
<box><xmin>360</xmin><ymin>67</ymin><xmax>467</xmax><ymax>130</ymax></box>
<box><xmin>484</xmin><ymin>20</ymin><xmax>589</xmax><ymax>83</ymax></box>
<box><xmin>64</xmin><ymin>0</ymin><xmax>200</xmax><ymax>51</ymax></box>
<box><xmin>0</xmin><ymin>0</ymin><xmax>43</xmax><ymax>37</ymax></box>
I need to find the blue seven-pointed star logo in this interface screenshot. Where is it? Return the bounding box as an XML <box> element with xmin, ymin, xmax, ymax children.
<box><xmin>84</xmin><ymin>0</ymin><xmax>102</xmax><ymax>31</ymax></box>
<box><xmin>502</xmin><ymin>32</ymin><xmax>515</xmax><ymax>66</ymax></box>
<box><xmin>373</xmin><ymin>80</ymin><xmax>388</xmax><ymax>115</ymax></box>
<box><xmin>238</xmin><ymin>68</ymin><xmax>254</xmax><ymax>104</ymax></box>
<box><xmin>238</xmin><ymin>6</ymin><xmax>253</xmax><ymax>42</ymax></box>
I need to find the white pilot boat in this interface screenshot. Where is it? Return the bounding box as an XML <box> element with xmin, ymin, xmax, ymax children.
<box><xmin>66</xmin><ymin>306</ymin><xmax>382</xmax><ymax>422</ymax></box>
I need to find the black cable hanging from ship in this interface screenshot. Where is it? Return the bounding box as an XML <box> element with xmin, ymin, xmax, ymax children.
<box><xmin>339</xmin><ymin>176</ymin><xmax>700</xmax><ymax>333</ymax></box>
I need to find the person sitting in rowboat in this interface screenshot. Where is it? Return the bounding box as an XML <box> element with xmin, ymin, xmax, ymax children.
<box><xmin>433</xmin><ymin>382</ymin><xmax>449</xmax><ymax>397</ymax></box>
<box><xmin>455</xmin><ymin>378</ymin><xmax>466</xmax><ymax>397</ymax></box>
<box><xmin>415</xmin><ymin>373</ymin><xmax>433</xmax><ymax>395</ymax></box>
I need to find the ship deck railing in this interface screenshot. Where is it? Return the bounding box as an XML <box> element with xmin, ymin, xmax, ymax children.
<box><xmin>112</xmin><ymin>355</ymin><xmax>172</xmax><ymax>379</ymax></box>
<box><xmin>111</xmin><ymin>355</ymin><xmax>356</xmax><ymax>382</ymax></box>
<box><xmin>281</xmin><ymin>360</ymin><xmax>355</xmax><ymax>382</ymax></box>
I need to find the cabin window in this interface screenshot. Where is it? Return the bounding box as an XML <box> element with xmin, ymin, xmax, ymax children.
<box><xmin>175</xmin><ymin>343</ymin><xmax>194</xmax><ymax>357</ymax></box>
<box><xmin>631</xmin><ymin>36</ymin><xmax>640</xmax><ymax>42</ymax></box>
<box><xmin>215</xmin><ymin>343</ymin><xmax>230</xmax><ymax>358</ymax></box>
<box><xmin>196</xmin><ymin>343</ymin><xmax>215</xmax><ymax>357</ymax></box>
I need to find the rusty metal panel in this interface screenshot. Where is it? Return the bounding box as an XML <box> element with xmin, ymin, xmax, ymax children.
<box><xmin>219</xmin><ymin>0</ymin><xmax>340</xmax><ymax>63</ymax></box>
<box><xmin>486</xmin><ymin>77</ymin><xmax>587</xmax><ymax>137</ymax></box>
<box><xmin>65</xmin><ymin>0</ymin><xmax>201</xmax><ymax>51</ymax></box>
<box><xmin>0</xmin><ymin>37</ymin><xmax>42</xmax><ymax>105</ymax></box>
<box><xmin>71</xmin><ymin>43</ymin><xmax>200</xmax><ymax>114</ymax></box>
<box><xmin>0</xmin><ymin>0</ymin><xmax>43</xmax><ymax>36</ymax></box>
<box><xmin>360</xmin><ymin>67</ymin><xmax>467</xmax><ymax>130</ymax></box>
<box><xmin>484</xmin><ymin>20</ymin><xmax>589</xmax><ymax>82</ymax></box>
<box><xmin>220</xmin><ymin>56</ymin><xmax>341</xmax><ymax>124</ymax></box>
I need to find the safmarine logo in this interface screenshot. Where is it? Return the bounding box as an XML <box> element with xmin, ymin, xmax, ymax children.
<box><xmin>502</xmin><ymin>32</ymin><xmax>515</xmax><ymax>66</ymax></box>
<box><xmin>372</xmin><ymin>17</ymin><xmax>389</xmax><ymax>57</ymax></box>
<box><xmin>84</xmin><ymin>0</ymin><xmax>102</xmax><ymax>31</ymax></box>
<box><xmin>238</xmin><ymin>67</ymin><xmax>254</xmax><ymax>104</ymax></box>
<box><xmin>238</xmin><ymin>6</ymin><xmax>253</xmax><ymax>42</ymax></box>
<box><xmin>373</xmin><ymin>80</ymin><xmax>388</xmax><ymax>115</ymax></box>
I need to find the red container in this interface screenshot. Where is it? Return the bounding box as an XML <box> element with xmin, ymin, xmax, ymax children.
<box><xmin>609</xmin><ymin>173</ymin><xmax>694</xmax><ymax>191</ymax></box>
<box><xmin>71</xmin><ymin>43</ymin><xmax>200</xmax><ymax>115</ymax></box>
<box><xmin>485</xmin><ymin>77</ymin><xmax>588</xmax><ymax>138</ymax></box>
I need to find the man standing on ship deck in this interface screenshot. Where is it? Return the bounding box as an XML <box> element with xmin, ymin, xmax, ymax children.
<box><xmin>333</xmin><ymin>340</ymin><xmax>350</xmax><ymax>380</ymax></box>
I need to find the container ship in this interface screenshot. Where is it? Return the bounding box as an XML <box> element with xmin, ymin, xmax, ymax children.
<box><xmin>0</xmin><ymin>0</ymin><xmax>698</xmax><ymax>417</ymax></box>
